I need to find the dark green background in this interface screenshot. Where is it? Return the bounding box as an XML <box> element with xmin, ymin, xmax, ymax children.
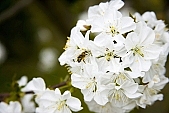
<box><xmin>0</xmin><ymin>0</ymin><xmax>169</xmax><ymax>113</ymax></box>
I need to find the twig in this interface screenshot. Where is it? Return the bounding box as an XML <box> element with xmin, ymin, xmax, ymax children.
<box><xmin>0</xmin><ymin>93</ymin><xmax>10</xmax><ymax>102</ymax></box>
<box><xmin>0</xmin><ymin>80</ymin><xmax>70</xmax><ymax>102</ymax></box>
<box><xmin>0</xmin><ymin>0</ymin><xmax>34</xmax><ymax>24</ymax></box>
<box><xmin>51</xmin><ymin>81</ymin><xmax>68</xmax><ymax>89</ymax></box>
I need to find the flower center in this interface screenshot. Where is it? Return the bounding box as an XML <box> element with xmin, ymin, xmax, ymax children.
<box><xmin>132</xmin><ymin>46</ymin><xmax>144</xmax><ymax>57</ymax></box>
<box><xmin>111</xmin><ymin>90</ymin><xmax>128</xmax><ymax>103</ymax></box>
<box><xmin>110</xmin><ymin>26</ymin><xmax>119</xmax><ymax>36</ymax></box>
<box><xmin>86</xmin><ymin>77</ymin><xmax>97</xmax><ymax>92</ymax></box>
<box><xmin>111</xmin><ymin>73</ymin><xmax>128</xmax><ymax>87</ymax></box>
<box><xmin>97</xmin><ymin>48</ymin><xmax>120</xmax><ymax>61</ymax></box>
<box><xmin>105</xmin><ymin>51</ymin><xmax>114</xmax><ymax>61</ymax></box>
<box><xmin>57</xmin><ymin>101</ymin><xmax>66</xmax><ymax>111</ymax></box>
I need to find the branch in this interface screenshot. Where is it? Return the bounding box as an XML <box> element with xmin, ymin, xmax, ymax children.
<box><xmin>51</xmin><ymin>81</ymin><xmax>68</xmax><ymax>89</ymax></box>
<box><xmin>0</xmin><ymin>0</ymin><xmax>34</xmax><ymax>24</ymax></box>
<box><xmin>0</xmin><ymin>80</ymin><xmax>69</xmax><ymax>102</ymax></box>
<box><xmin>0</xmin><ymin>93</ymin><xmax>10</xmax><ymax>102</ymax></box>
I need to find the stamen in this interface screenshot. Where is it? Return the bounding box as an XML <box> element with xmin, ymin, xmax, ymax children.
<box><xmin>132</xmin><ymin>46</ymin><xmax>144</xmax><ymax>57</ymax></box>
<box><xmin>57</xmin><ymin>101</ymin><xmax>66</xmax><ymax>111</ymax></box>
<box><xmin>110</xmin><ymin>26</ymin><xmax>119</xmax><ymax>36</ymax></box>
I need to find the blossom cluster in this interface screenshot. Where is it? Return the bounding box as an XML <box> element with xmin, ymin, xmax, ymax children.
<box><xmin>0</xmin><ymin>76</ymin><xmax>83</xmax><ymax>113</ymax></box>
<box><xmin>0</xmin><ymin>0</ymin><xmax>169</xmax><ymax>113</ymax></box>
<box><xmin>58</xmin><ymin>0</ymin><xmax>169</xmax><ymax>112</ymax></box>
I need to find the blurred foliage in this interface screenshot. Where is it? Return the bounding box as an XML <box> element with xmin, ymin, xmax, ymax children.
<box><xmin>0</xmin><ymin>0</ymin><xmax>169</xmax><ymax>113</ymax></box>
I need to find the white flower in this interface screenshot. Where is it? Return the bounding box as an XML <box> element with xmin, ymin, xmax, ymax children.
<box><xmin>21</xmin><ymin>77</ymin><xmax>47</xmax><ymax>105</ymax></box>
<box><xmin>137</xmin><ymin>75</ymin><xmax>168</xmax><ymax>108</ymax></box>
<box><xmin>57</xmin><ymin>0</ymin><xmax>169</xmax><ymax>112</ymax></box>
<box><xmin>89</xmin><ymin>8</ymin><xmax>135</xmax><ymax>37</ymax></box>
<box><xmin>134</xmin><ymin>11</ymin><xmax>165</xmax><ymax>29</ymax></box>
<box><xmin>76</xmin><ymin>20</ymin><xmax>90</xmax><ymax>31</ymax></box>
<box><xmin>17</xmin><ymin>75</ymin><xmax>28</xmax><ymax>87</ymax></box>
<box><xmin>86</xmin><ymin>99</ymin><xmax>136</xmax><ymax>113</ymax></box>
<box><xmin>88</xmin><ymin>0</ymin><xmax>124</xmax><ymax>20</ymax></box>
<box><xmin>134</xmin><ymin>12</ymin><xmax>169</xmax><ymax>50</ymax></box>
<box><xmin>92</xmin><ymin>33</ymin><xmax>126</xmax><ymax>73</ymax></box>
<box><xmin>86</xmin><ymin>100</ymin><xmax>125</xmax><ymax>113</ymax></box>
<box><xmin>71</xmin><ymin>61</ymin><xmax>110</xmax><ymax>105</ymax></box>
<box><xmin>21</xmin><ymin>94</ymin><xmax>36</xmax><ymax>113</ymax></box>
<box><xmin>143</xmin><ymin>57</ymin><xmax>166</xmax><ymax>84</ymax></box>
<box><xmin>16</xmin><ymin>76</ymin><xmax>36</xmax><ymax>112</ymax></box>
<box><xmin>109</xmin><ymin>74</ymin><xmax>141</xmax><ymax>106</ymax></box>
<box><xmin>36</xmin><ymin>88</ymin><xmax>82</xmax><ymax>113</ymax></box>
<box><xmin>135</xmin><ymin>12</ymin><xmax>158</xmax><ymax>27</ymax></box>
<box><xmin>58</xmin><ymin>27</ymin><xmax>94</xmax><ymax>67</ymax></box>
<box><xmin>0</xmin><ymin>101</ymin><xmax>22</xmax><ymax>113</ymax></box>
<box><xmin>124</xmin><ymin>22</ymin><xmax>161</xmax><ymax>72</ymax></box>
<box><xmin>22</xmin><ymin>77</ymin><xmax>46</xmax><ymax>94</ymax></box>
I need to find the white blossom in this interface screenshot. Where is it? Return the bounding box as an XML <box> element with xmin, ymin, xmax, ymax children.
<box><xmin>21</xmin><ymin>77</ymin><xmax>47</xmax><ymax>105</ymax></box>
<box><xmin>58</xmin><ymin>1</ymin><xmax>169</xmax><ymax>112</ymax></box>
<box><xmin>36</xmin><ymin>88</ymin><xmax>82</xmax><ymax>113</ymax></box>
<box><xmin>88</xmin><ymin>0</ymin><xmax>124</xmax><ymax>20</ymax></box>
<box><xmin>0</xmin><ymin>101</ymin><xmax>22</xmax><ymax>113</ymax></box>
<box><xmin>134</xmin><ymin>12</ymin><xmax>169</xmax><ymax>55</ymax></box>
<box><xmin>136</xmin><ymin>71</ymin><xmax>168</xmax><ymax>108</ymax></box>
<box><xmin>76</xmin><ymin>20</ymin><xmax>90</xmax><ymax>31</ymax></box>
<box><xmin>58</xmin><ymin>27</ymin><xmax>93</xmax><ymax>66</ymax></box>
<box><xmin>21</xmin><ymin>94</ymin><xmax>36</xmax><ymax>113</ymax></box>
<box><xmin>17</xmin><ymin>76</ymin><xmax>36</xmax><ymax>113</ymax></box>
<box><xmin>17</xmin><ymin>75</ymin><xmax>28</xmax><ymax>87</ymax></box>
<box><xmin>22</xmin><ymin>77</ymin><xmax>46</xmax><ymax>94</ymax></box>
<box><xmin>71</xmin><ymin>61</ymin><xmax>110</xmax><ymax>105</ymax></box>
<box><xmin>0</xmin><ymin>0</ymin><xmax>169</xmax><ymax>113</ymax></box>
<box><xmin>124</xmin><ymin>22</ymin><xmax>161</xmax><ymax>72</ymax></box>
<box><xmin>86</xmin><ymin>99</ymin><xmax>136</xmax><ymax>113</ymax></box>
<box><xmin>89</xmin><ymin>9</ymin><xmax>135</xmax><ymax>37</ymax></box>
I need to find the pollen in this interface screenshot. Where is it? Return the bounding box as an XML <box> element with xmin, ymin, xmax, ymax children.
<box><xmin>110</xmin><ymin>26</ymin><xmax>119</xmax><ymax>36</ymax></box>
<box><xmin>132</xmin><ymin>46</ymin><xmax>144</xmax><ymax>57</ymax></box>
<box><xmin>86</xmin><ymin>78</ymin><xmax>97</xmax><ymax>92</ymax></box>
<box><xmin>64</xmin><ymin>37</ymin><xmax>70</xmax><ymax>50</ymax></box>
<box><xmin>105</xmin><ymin>51</ymin><xmax>114</xmax><ymax>61</ymax></box>
<box><xmin>105</xmin><ymin>49</ymin><xmax>117</xmax><ymax>61</ymax></box>
<box><xmin>57</xmin><ymin>101</ymin><xmax>66</xmax><ymax>111</ymax></box>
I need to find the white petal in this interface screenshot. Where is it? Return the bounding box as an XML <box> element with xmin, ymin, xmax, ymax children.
<box><xmin>143</xmin><ymin>44</ymin><xmax>161</xmax><ymax>60</ymax></box>
<box><xmin>125</xmin><ymin>92</ymin><xmax>142</xmax><ymax>98</ymax></box>
<box><xmin>125</xmin><ymin>32</ymin><xmax>138</xmax><ymax>51</ymax></box>
<box><xmin>137</xmin><ymin>22</ymin><xmax>155</xmax><ymax>45</ymax></box>
<box><xmin>62</xmin><ymin>91</ymin><xmax>71</xmax><ymax>100</ymax></box>
<box><xmin>71</xmin><ymin>74</ymin><xmax>89</xmax><ymax>89</ymax></box>
<box><xmin>40</xmin><ymin>90</ymin><xmax>58</xmax><ymax>101</ymax></box>
<box><xmin>66</xmin><ymin>97</ymin><xmax>83</xmax><ymax>112</ymax></box>
<box><xmin>61</xmin><ymin>106</ymin><xmax>72</xmax><ymax>113</ymax></box>
<box><xmin>81</xmin><ymin>89</ymin><xmax>94</xmax><ymax>101</ymax></box>
<box><xmin>22</xmin><ymin>77</ymin><xmax>46</xmax><ymax>93</ymax></box>
<box><xmin>94</xmin><ymin>90</ymin><xmax>109</xmax><ymax>105</ymax></box>
<box><xmin>70</xmin><ymin>27</ymin><xmax>85</xmax><ymax>47</ymax></box>
<box><xmin>121</xmin><ymin>81</ymin><xmax>138</xmax><ymax>94</ymax></box>
<box><xmin>54</xmin><ymin>88</ymin><xmax>61</xmax><ymax>95</ymax></box>
<box><xmin>9</xmin><ymin>101</ymin><xmax>22</xmax><ymax>113</ymax></box>
<box><xmin>88</xmin><ymin>5</ymin><xmax>100</xmax><ymax>18</ymax></box>
<box><xmin>0</xmin><ymin>102</ymin><xmax>8</xmax><ymax>113</ymax></box>
<box><xmin>109</xmin><ymin>0</ymin><xmax>124</xmax><ymax>10</ymax></box>
<box><xmin>17</xmin><ymin>76</ymin><xmax>28</xmax><ymax>87</ymax></box>
<box><xmin>131</xmin><ymin>56</ymin><xmax>152</xmax><ymax>72</ymax></box>
<box><xmin>118</xmin><ymin>17</ymin><xmax>136</xmax><ymax>34</ymax></box>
